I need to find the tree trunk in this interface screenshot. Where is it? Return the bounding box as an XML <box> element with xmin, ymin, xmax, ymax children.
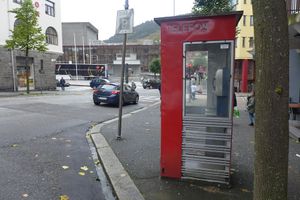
<box><xmin>252</xmin><ymin>0</ymin><xmax>289</xmax><ymax>200</ymax></box>
<box><xmin>25</xmin><ymin>47</ymin><xmax>30</xmax><ymax>94</ymax></box>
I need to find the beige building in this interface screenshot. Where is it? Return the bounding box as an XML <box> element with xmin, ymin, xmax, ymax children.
<box><xmin>233</xmin><ymin>0</ymin><xmax>255</xmax><ymax>92</ymax></box>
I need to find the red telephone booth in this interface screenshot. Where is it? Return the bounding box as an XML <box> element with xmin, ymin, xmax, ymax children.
<box><xmin>154</xmin><ymin>11</ymin><xmax>242</xmax><ymax>184</ymax></box>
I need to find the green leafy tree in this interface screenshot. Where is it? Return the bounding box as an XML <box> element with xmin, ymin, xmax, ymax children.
<box><xmin>5</xmin><ymin>0</ymin><xmax>47</xmax><ymax>94</ymax></box>
<box><xmin>252</xmin><ymin>0</ymin><xmax>289</xmax><ymax>199</ymax></box>
<box><xmin>149</xmin><ymin>58</ymin><xmax>161</xmax><ymax>79</ymax></box>
<box><xmin>192</xmin><ymin>0</ymin><xmax>232</xmax><ymax>15</ymax></box>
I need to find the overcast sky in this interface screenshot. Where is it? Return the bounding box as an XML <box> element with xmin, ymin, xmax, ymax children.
<box><xmin>61</xmin><ymin>0</ymin><xmax>195</xmax><ymax>40</ymax></box>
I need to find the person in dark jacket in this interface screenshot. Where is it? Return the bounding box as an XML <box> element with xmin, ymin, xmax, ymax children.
<box><xmin>247</xmin><ymin>91</ymin><xmax>255</xmax><ymax>126</ymax></box>
<box><xmin>59</xmin><ymin>77</ymin><xmax>66</xmax><ymax>91</ymax></box>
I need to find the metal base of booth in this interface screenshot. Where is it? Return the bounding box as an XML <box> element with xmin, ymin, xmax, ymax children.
<box><xmin>182</xmin><ymin>117</ymin><xmax>232</xmax><ymax>185</ymax></box>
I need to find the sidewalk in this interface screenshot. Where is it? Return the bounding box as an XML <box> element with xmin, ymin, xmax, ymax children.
<box><xmin>90</xmin><ymin>100</ymin><xmax>300</xmax><ymax>200</ymax></box>
<box><xmin>0</xmin><ymin>80</ymin><xmax>91</xmax><ymax>98</ymax></box>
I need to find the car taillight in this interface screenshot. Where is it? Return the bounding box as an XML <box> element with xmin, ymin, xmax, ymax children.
<box><xmin>111</xmin><ymin>90</ymin><xmax>120</xmax><ymax>95</ymax></box>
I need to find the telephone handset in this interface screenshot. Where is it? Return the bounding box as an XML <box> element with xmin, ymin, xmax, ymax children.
<box><xmin>213</xmin><ymin>69</ymin><xmax>224</xmax><ymax>96</ymax></box>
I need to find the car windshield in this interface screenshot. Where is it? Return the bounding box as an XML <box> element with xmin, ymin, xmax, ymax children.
<box><xmin>100</xmin><ymin>84</ymin><xmax>118</xmax><ymax>90</ymax></box>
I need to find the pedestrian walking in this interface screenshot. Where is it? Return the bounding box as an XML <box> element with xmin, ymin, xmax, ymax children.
<box><xmin>247</xmin><ymin>90</ymin><xmax>255</xmax><ymax>126</ymax></box>
<box><xmin>59</xmin><ymin>77</ymin><xmax>66</xmax><ymax>91</ymax></box>
<box><xmin>191</xmin><ymin>82</ymin><xmax>197</xmax><ymax>100</ymax></box>
<box><xmin>131</xmin><ymin>81</ymin><xmax>136</xmax><ymax>90</ymax></box>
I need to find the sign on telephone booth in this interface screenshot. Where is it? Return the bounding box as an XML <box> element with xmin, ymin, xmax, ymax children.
<box><xmin>154</xmin><ymin>11</ymin><xmax>242</xmax><ymax>184</ymax></box>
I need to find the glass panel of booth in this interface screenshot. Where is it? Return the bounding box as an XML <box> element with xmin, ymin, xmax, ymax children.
<box><xmin>183</xmin><ymin>41</ymin><xmax>233</xmax><ymax>118</ymax></box>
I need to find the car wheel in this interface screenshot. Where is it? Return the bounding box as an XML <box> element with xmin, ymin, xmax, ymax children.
<box><xmin>134</xmin><ymin>96</ymin><xmax>139</xmax><ymax>104</ymax></box>
<box><xmin>94</xmin><ymin>101</ymin><xmax>100</xmax><ymax>105</ymax></box>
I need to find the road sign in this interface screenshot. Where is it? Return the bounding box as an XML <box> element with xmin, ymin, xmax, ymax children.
<box><xmin>116</xmin><ymin>9</ymin><xmax>134</xmax><ymax>34</ymax></box>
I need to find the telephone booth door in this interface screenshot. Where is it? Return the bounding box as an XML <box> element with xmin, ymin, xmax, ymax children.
<box><xmin>182</xmin><ymin>41</ymin><xmax>234</xmax><ymax>184</ymax></box>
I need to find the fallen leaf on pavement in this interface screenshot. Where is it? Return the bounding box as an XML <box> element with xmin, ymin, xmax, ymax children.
<box><xmin>80</xmin><ymin>166</ymin><xmax>89</xmax><ymax>171</ymax></box>
<box><xmin>11</xmin><ymin>144</ymin><xmax>19</xmax><ymax>147</ymax></box>
<box><xmin>60</xmin><ymin>195</ymin><xmax>70</xmax><ymax>200</ymax></box>
<box><xmin>94</xmin><ymin>160</ymin><xmax>100</xmax><ymax>165</ymax></box>
<box><xmin>201</xmin><ymin>186</ymin><xmax>220</xmax><ymax>193</ymax></box>
<box><xmin>296</xmin><ymin>154</ymin><xmax>300</xmax><ymax>158</ymax></box>
<box><xmin>78</xmin><ymin>172</ymin><xmax>85</xmax><ymax>176</ymax></box>
<box><xmin>66</xmin><ymin>155</ymin><xmax>70</xmax><ymax>158</ymax></box>
<box><xmin>62</xmin><ymin>166</ymin><xmax>69</xmax><ymax>170</ymax></box>
<box><xmin>120</xmin><ymin>173</ymin><xmax>126</xmax><ymax>177</ymax></box>
<box><xmin>51</xmin><ymin>137</ymin><xmax>57</xmax><ymax>140</ymax></box>
<box><xmin>22</xmin><ymin>193</ymin><xmax>29</xmax><ymax>198</ymax></box>
<box><xmin>241</xmin><ymin>188</ymin><xmax>250</xmax><ymax>193</ymax></box>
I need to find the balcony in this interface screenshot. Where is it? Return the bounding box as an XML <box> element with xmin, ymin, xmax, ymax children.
<box><xmin>287</xmin><ymin>0</ymin><xmax>300</xmax><ymax>14</ymax></box>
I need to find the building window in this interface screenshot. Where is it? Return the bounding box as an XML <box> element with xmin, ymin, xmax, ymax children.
<box><xmin>13</xmin><ymin>0</ymin><xmax>22</xmax><ymax>4</ymax></box>
<box><xmin>46</xmin><ymin>27</ymin><xmax>58</xmax><ymax>45</ymax></box>
<box><xmin>235</xmin><ymin>38</ymin><xmax>238</xmax><ymax>48</ymax></box>
<box><xmin>249</xmin><ymin>37</ymin><xmax>254</xmax><ymax>48</ymax></box>
<box><xmin>250</xmin><ymin>15</ymin><xmax>254</xmax><ymax>26</ymax></box>
<box><xmin>242</xmin><ymin>37</ymin><xmax>246</xmax><ymax>48</ymax></box>
<box><xmin>45</xmin><ymin>0</ymin><xmax>55</xmax><ymax>17</ymax></box>
<box><xmin>244</xmin><ymin>0</ymin><xmax>247</xmax><ymax>4</ymax></box>
<box><xmin>243</xmin><ymin>15</ymin><xmax>246</xmax><ymax>26</ymax></box>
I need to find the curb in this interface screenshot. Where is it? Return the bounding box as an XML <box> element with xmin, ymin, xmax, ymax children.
<box><xmin>88</xmin><ymin>102</ymin><xmax>160</xmax><ymax>200</ymax></box>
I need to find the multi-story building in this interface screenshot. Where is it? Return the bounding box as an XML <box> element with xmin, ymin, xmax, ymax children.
<box><xmin>0</xmin><ymin>0</ymin><xmax>62</xmax><ymax>91</ymax></box>
<box><xmin>233</xmin><ymin>0</ymin><xmax>255</xmax><ymax>92</ymax></box>
<box><xmin>56</xmin><ymin>43</ymin><xmax>160</xmax><ymax>79</ymax></box>
<box><xmin>234</xmin><ymin>0</ymin><xmax>300</xmax><ymax>101</ymax></box>
<box><xmin>57</xmin><ymin>22</ymin><xmax>160</xmax><ymax>79</ymax></box>
<box><xmin>62</xmin><ymin>22</ymin><xmax>99</xmax><ymax>46</ymax></box>
<box><xmin>287</xmin><ymin>0</ymin><xmax>300</xmax><ymax>106</ymax></box>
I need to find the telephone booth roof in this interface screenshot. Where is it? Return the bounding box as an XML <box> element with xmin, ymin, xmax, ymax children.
<box><xmin>154</xmin><ymin>11</ymin><xmax>243</xmax><ymax>26</ymax></box>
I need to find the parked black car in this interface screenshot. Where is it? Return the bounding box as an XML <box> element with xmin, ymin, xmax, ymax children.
<box><xmin>142</xmin><ymin>79</ymin><xmax>160</xmax><ymax>89</ymax></box>
<box><xmin>90</xmin><ymin>78</ymin><xmax>110</xmax><ymax>88</ymax></box>
<box><xmin>93</xmin><ymin>83</ymin><xmax>139</xmax><ymax>106</ymax></box>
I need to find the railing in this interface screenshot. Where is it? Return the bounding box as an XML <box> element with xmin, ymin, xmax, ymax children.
<box><xmin>287</xmin><ymin>0</ymin><xmax>300</xmax><ymax>14</ymax></box>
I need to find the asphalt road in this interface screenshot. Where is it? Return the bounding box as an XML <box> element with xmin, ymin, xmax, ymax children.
<box><xmin>0</xmin><ymin>85</ymin><xmax>160</xmax><ymax>200</ymax></box>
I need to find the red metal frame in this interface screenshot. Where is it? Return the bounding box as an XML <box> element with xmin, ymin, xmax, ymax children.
<box><xmin>155</xmin><ymin>12</ymin><xmax>243</xmax><ymax>179</ymax></box>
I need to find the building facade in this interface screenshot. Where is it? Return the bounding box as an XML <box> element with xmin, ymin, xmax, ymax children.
<box><xmin>57</xmin><ymin>22</ymin><xmax>160</xmax><ymax>79</ymax></box>
<box><xmin>0</xmin><ymin>0</ymin><xmax>62</xmax><ymax>91</ymax></box>
<box><xmin>62</xmin><ymin>22</ymin><xmax>98</xmax><ymax>46</ymax></box>
<box><xmin>56</xmin><ymin>43</ymin><xmax>160</xmax><ymax>79</ymax></box>
<box><xmin>234</xmin><ymin>0</ymin><xmax>255</xmax><ymax>92</ymax></box>
<box><xmin>288</xmin><ymin>0</ymin><xmax>300</xmax><ymax>105</ymax></box>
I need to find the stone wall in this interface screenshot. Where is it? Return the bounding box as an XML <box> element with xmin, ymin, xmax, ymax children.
<box><xmin>0</xmin><ymin>46</ymin><xmax>61</xmax><ymax>91</ymax></box>
<box><xmin>0</xmin><ymin>47</ymin><xmax>14</xmax><ymax>91</ymax></box>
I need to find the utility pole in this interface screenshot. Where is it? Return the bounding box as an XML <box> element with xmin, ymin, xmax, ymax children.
<box><xmin>117</xmin><ymin>0</ymin><xmax>129</xmax><ymax>139</ymax></box>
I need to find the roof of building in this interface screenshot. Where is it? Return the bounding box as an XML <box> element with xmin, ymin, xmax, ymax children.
<box><xmin>62</xmin><ymin>22</ymin><xmax>98</xmax><ymax>34</ymax></box>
